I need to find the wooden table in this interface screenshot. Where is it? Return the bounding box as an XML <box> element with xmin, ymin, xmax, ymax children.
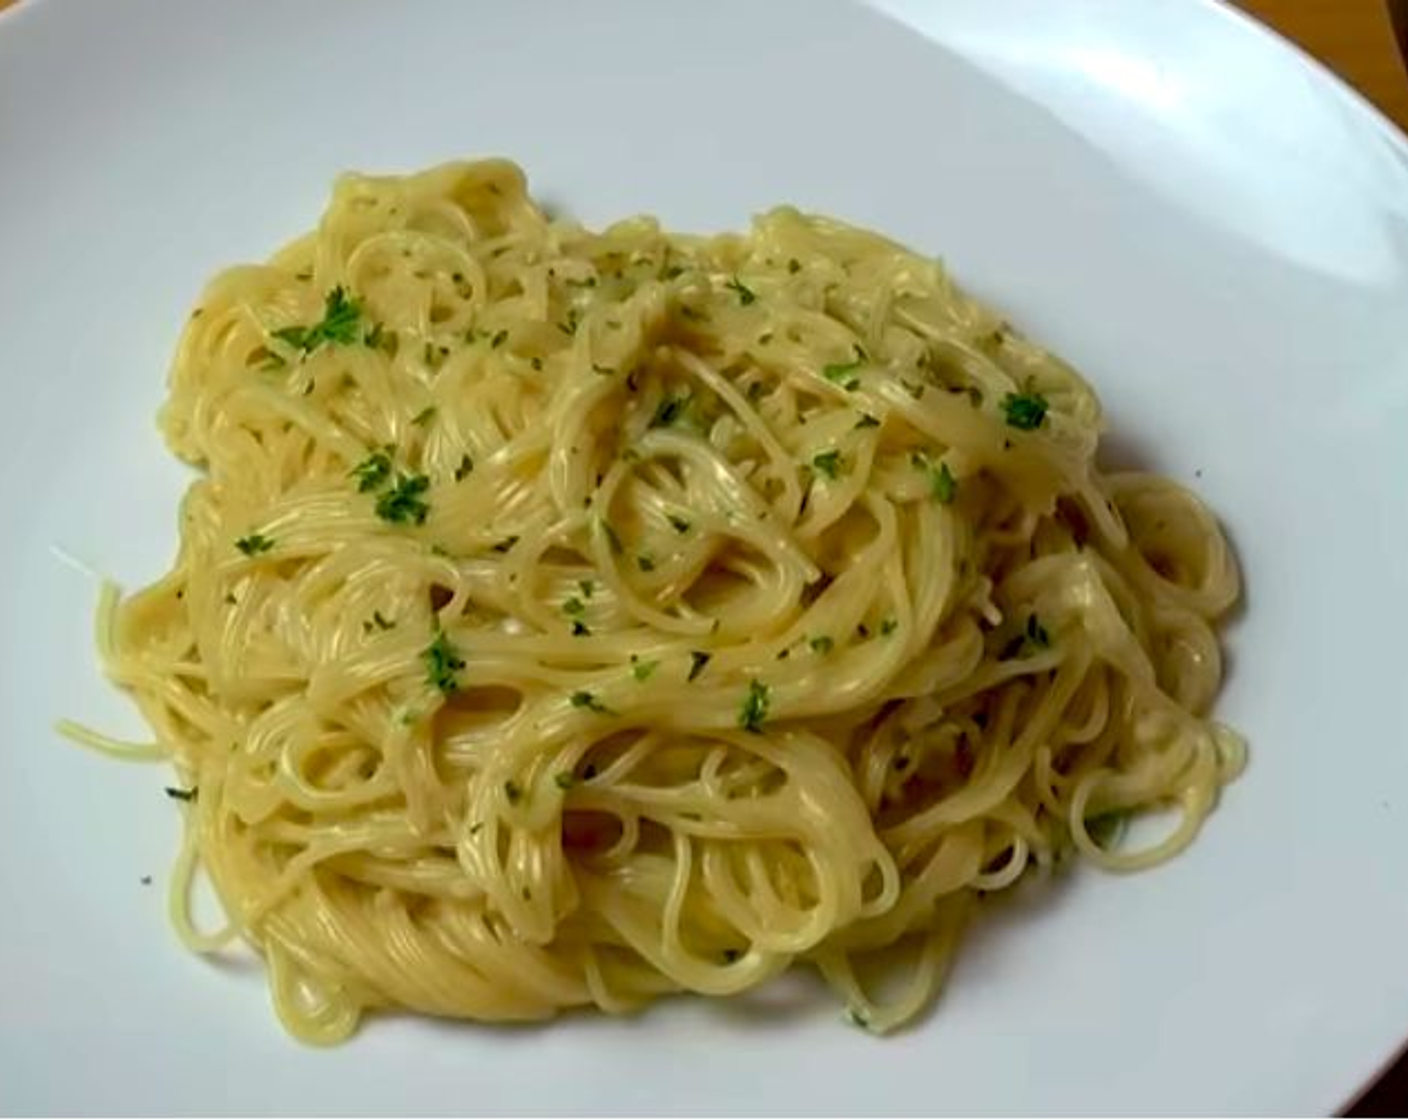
<box><xmin>0</xmin><ymin>0</ymin><xmax>1403</xmax><ymax>1112</ymax></box>
<box><xmin>1240</xmin><ymin>0</ymin><xmax>1408</xmax><ymax>129</ymax></box>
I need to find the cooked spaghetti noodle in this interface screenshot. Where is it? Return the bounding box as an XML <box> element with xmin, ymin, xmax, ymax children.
<box><xmin>78</xmin><ymin>159</ymin><xmax>1244</xmax><ymax>1041</ymax></box>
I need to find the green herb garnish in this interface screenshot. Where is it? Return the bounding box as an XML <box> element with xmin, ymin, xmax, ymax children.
<box><xmin>350</xmin><ymin>449</ymin><xmax>393</xmax><ymax>492</ymax></box>
<box><xmin>931</xmin><ymin>460</ymin><xmax>957</xmax><ymax>504</ymax></box>
<box><xmin>504</xmin><ymin>779</ymin><xmax>523</xmax><ymax>805</ymax></box>
<box><xmin>1001</xmin><ymin>391</ymin><xmax>1049</xmax><ymax>431</ymax></box>
<box><xmin>650</xmin><ymin>394</ymin><xmax>690</xmax><ymax>428</ymax></box>
<box><xmin>235</xmin><ymin>533</ymin><xmax>274</xmax><ymax>556</ymax></box>
<box><xmin>375</xmin><ymin>473</ymin><xmax>431</xmax><ymax>525</ymax></box>
<box><xmin>667</xmin><ymin>514</ymin><xmax>691</xmax><ymax>534</ymax></box>
<box><xmin>739</xmin><ymin>679</ymin><xmax>770</xmax><ymax>733</ymax></box>
<box><xmin>854</xmin><ymin>413</ymin><xmax>880</xmax><ymax>429</ymax></box>
<box><xmin>454</xmin><ymin>453</ymin><xmax>474</xmax><ymax>482</ymax></box>
<box><xmin>809</xmin><ymin>635</ymin><xmax>834</xmax><ymax>654</ymax></box>
<box><xmin>271</xmin><ymin>286</ymin><xmax>362</xmax><ymax>355</ymax></box>
<box><xmin>811</xmin><ymin>450</ymin><xmax>843</xmax><ymax>480</ymax></box>
<box><xmin>569</xmin><ymin>690</ymin><xmax>610</xmax><ymax>714</ymax></box>
<box><xmin>725</xmin><ymin>276</ymin><xmax>757</xmax><ymax>305</ymax></box>
<box><xmin>563</xmin><ymin>597</ymin><xmax>586</xmax><ymax>617</ymax></box>
<box><xmin>554</xmin><ymin>772</ymin><xmax>576</xmax><ymax>791</ymax></box>
<box><xmin>880</xmin><ymin>618</ymin><xmax>898</xmax><ymax>637</ymax></box>
<box><xmin>411</xmin><ymin>405</ymin><xmax>437</xmax><ymax>427</ymax></box>
<box><xmin>911</xmin><ymin>452</ymin><xmax>957</xmax><ymax>504</ymax></box>
<box><xmin>164</xmin><ymin>786</ymin><xmax>197</xmax><ymax>803</ymax></box>
<box><xmin>424</xmin><ymin>630</ymin><xmax>465</xmax><ymax>694</ymax></box>
<box><xmin>571</xmin><ymin>620</ymin><xmax>591</xmax><ymax>637</ymax></box>
<box><xmin>822</xmin><ymin>355</ymin><xmax>863</xmax><ymax>391</ymax></box>
<box><xmin>630</xmin><ymin>655</ymin><xmax>659</xmax><ymax>682</ymax></box>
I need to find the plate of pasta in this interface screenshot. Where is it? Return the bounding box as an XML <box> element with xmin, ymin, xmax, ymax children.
<box><xmin>2</xmin><ymin>0</ymin><xmax>1406</xmax><ymax>1114</ymax></box>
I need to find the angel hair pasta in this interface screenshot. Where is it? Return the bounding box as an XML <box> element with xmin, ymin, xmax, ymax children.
<box><xmin>72</xmin><ymin>159</ymin><xmax>1244</xmax><ymax>1042</ymax></box>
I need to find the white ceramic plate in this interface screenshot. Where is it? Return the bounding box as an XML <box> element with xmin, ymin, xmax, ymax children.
<box><xmin>3</xmin><ymin>0</ymin><xmax>1407</xmax><ymax>1113</ymax></box>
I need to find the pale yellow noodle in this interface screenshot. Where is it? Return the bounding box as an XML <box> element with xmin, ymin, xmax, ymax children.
<box><xmin>81</xmin><ymin>158</ymin><xmax>1244</xmax><ymax>1042</ymax></box>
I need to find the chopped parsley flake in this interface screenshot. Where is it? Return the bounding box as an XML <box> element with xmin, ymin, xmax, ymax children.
<box><xmin>554</xmin><ymin>772</ymin><xmax>576</xmax><ymax>791</ymax></box>
<box><xmin>822</xmin><ymin>355</ymin><xmax>863</xmax><ymax>391</ymax></box>
<box><xmin>454</xmin><ymin>453</ymin><xmax>474</xmax><ymax>482</ymax></box>
<box><xmin>687</xmin><ymin>651</ymin><xmax>711</xmax><ymax>682</ymax></box>
<box><xmin>424</xmin><ymin>630</ymin><xmax>465</xmax><ymax>694</ymax></box>
<box><xmin>932</xmin><ymin>460</ymin><xmax>957</xmax><ymax>504</ymax></box>
<box><xmin>637</xmin><ymin>553</ymin><xmax>656</xmax><ymax>572</ymax></box>
<box><xmin>570</xmin><ymin>620</ymin><xmax>591</xmax><ymax>637</ymax></box>
<box><xmin>491</xmin><ymin>535</ymin><xmax>519</xmax><ymax>553</ymax></box>
<box><xmin>370</xmin><ymin>610</ymin><xmax>394</xmax><ymax>631</ymax></box>
<box><xmin>491</xmin><ymin>329</ymin><xmax>509</xmax><ymax>348</ymax></box>
<box><xmin>809</xmin><ymin>635</ymin><xmax>834</xmax><ymax>654</ymax></box>
<box><xmin>271</xmin><ymin>286</ymin><xmax>362</xmax><ymax>355</ymax></box>
<box><xmin>630</xmin><ymin>655</ymin><xmax>659</xmax><ymax>682</ymax></box>
<box><xmin>563</xmin><ymin>597</ymin><xmax>586</xmax><ymax>617</ymax></box>
<box><xmin>725</xmin><ymin>276</ymin><xmax>757</xmax><ymax>305</ymax></box>
<box><xmin>164</xmin><ymin>786</ymin><xmax>197</xmax><ymax>802</ymax></box>
<box><xmin>650</xmin><ymin>394</ymin><xmax>690</xmax><ymax>428</ymax></box>
<box><xmin>880</xmin><ymin>618</ymin><xmax>898</xmax><ymax>636</ymax></box>
<box><xmin>350</xmin><ymin>450</ymin><xmax>393</xmax><ymax>492</ymax></box>
<box><xmin>787</xmin><ymin>258</ymin><xmax>802</xmax><ymax>274</ymax></box>
<box><xmin>667</xmin><ymin>514</ymin><xmax>691</xmax><ymax>534</ymax></box>
<box><xmin>578</xmin><ymin>579</ymin><xmax>595</xmax><ymax>599</ymax></box>
<box><xmin>854</xmin><ymin>413</ymin><xmax>880</xmax><ymax>430</ymax></box>
<box><xmin>1000</xmin><ymin>613</ymin><xmax>1053</xmax><ymax>660</ymax></box>
<box><xmin>739</xmin><ymin>679</ymin><xmax>770</xmax><ymax>733</ymax></box>
<box><xmin>411</xmin><ymin>405</ymin><xmax>437</xmax><ymax>426</ymax></box>
<box><xmin>1001</xmin><ymin>391</ymin><xmax>1049</xmax><ymax>431</ymax></box>
<box><xmin>374</xmin><ymin>473</ymin><xmax>431</xmax><ymax>525</ymax></box>
<box><xmin>911</xmin><ymin>452</ymin><xmax>957</xmax><ymax>504</ymax></box>
<box><xmin>570</xmin><ymin>690</ymin><xmax>610</xmax><ymax>714</ymax></box>
<box><xmin>504</xmin><ymin>779</ymin><xmax>523</xmax><ymax>805</ymax></box>
<box><xmin>235</xmin><ymin>533</ymin><xmax>274</xmax><ymax>556</ymax></box>
<box><xmin>811</xmin><ymin>450</ymin><xmax>843</xmax><ymax>480</ymax></box>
